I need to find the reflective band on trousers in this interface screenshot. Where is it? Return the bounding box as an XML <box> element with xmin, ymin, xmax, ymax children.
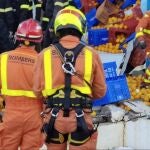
<box><xmin>0</xmin><ymin>8</ymin><xmax>13</xmax><ymax>12</ymax></box>
<box><xmin>20</xmin><ymin>4</ymin><xmax>41</xmax><ymax>10</ymax></box>
<box><xmin>42</xmin><ymin>48</ymin><xmax>93</xmax><ymax>97</ymax></box>
<box><xmin>0</xmin><ymin>53</ymin><xmax>36</xmax><ymax>98</ymax></box>
<box><xmin>54</xmin><ymin>0</ymin><xmax>72</xmax><ymax>7</ymax></box>
<box><xmin>42</xmin><ymin>17</ymin><xmax>49</xmax><ymax>22</ymax></box>
<box><xmin>0</xmin><ymin>8</ymin><xmax>5</xmax><ymax>12</ymax></box>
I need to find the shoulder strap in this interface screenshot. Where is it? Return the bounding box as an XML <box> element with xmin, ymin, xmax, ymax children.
<box><xmin>54</xmin><ymin>43</ymin><xmax>85</xmax><ymax>65</ymax></box>
<box><xmin>53</xmin><ymin>43</ymin><xmax>84</xmax><ymax>117</ymax></box>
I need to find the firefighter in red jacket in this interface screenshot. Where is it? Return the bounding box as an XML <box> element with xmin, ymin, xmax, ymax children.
<box><xmin>33</xmin><ymin>6</ymin><xmax>106</xmax><ymax>150</ymax></box>
<box><xmin>0</xmin><ymin>19</ymin><xmax>43</xmax><ymax>150</ymax></box>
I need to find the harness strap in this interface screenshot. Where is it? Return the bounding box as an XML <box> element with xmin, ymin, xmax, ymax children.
<box><xmin>44</xmin><ymin>107</ymin><xmax>60</xmax><ymax>143</ymax></box>
<box><xmin>47</xmin><ymin>96</ymin><xmax>92</xmax><ymax>109</ymax></box>
<box><xmin>54</xmin><ymin>43</ymin><xmax>85</xmax><ymax>117</ymax></box>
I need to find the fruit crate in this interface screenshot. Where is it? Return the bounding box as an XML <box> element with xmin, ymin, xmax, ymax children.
<box><xmin>88</xmin><ymin>28</ymin><xmax>109</xmax><ymax>46</ymax></box>
<box><xmin>93</xmin><ymin>62</ymin><xmax>131</xmax><ymax>106</ymax></box>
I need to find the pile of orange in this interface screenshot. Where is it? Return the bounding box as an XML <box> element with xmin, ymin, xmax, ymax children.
<box><xmin>127</xmin><ymin>75</ymin><xmax>150</xmax><ymax>102</ymax></box>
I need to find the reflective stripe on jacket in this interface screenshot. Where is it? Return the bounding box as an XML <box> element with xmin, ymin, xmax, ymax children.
<box><xmin>0</xmin><ymin>47</ymin><xmax>38</xmax><ymax>98</ymax></box>
<box><xmin>42</xmin><ymin>47</ymin><xmax>93</xmax><ymax>97</ymax></box>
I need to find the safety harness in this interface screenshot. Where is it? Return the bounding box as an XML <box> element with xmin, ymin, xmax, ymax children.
<box><xmin>42</xmin><ymin>43</ymin><xmax>95</xmax><ymax>144</ymax></box>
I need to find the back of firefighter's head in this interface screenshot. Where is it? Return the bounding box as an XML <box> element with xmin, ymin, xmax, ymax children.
<box><xmin>16</xmin><ymin>18</ymin><xmax>43</xmax><ymax>46</ymax></box>
<box><xmin>54</xmin><ymin>6</ymin><xmax>87</xmax><ymax>39</ymax></box>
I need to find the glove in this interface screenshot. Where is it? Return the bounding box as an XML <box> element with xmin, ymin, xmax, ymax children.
<box><xmin>139</xmin><ymin>40</ymin><xmax>146</xmax><ymax>49</ymax></box>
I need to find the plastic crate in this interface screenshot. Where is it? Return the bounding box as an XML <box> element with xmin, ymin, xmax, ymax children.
<box><xmin>86</xmin><ymin>8</ymin><xmax>99</xmax><ymax>28</ymax></box>
<box><xmin>88</xmin><ymin>28</ymin><xmax>109</xmax><ymax>46</ymax></box>
<box><xmin>103</xmin><ymin>61</ymin><xmax>117</xmax><ymax>78</ymax></box>
<box><xmin>120</xmin><ymin>0</ymin><xmax>136</xmax><ymax>9</ymax></box>
<box><xmin>73</xmin><ymin>0</ymin><xmax>82</xmax><ymax>9</ymax></box>
<box><xmin>93</xmin><ymin>75</ymin><xmax>131</xmax><ymax>106</ymax></box>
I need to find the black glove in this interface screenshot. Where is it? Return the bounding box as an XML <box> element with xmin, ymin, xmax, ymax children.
<box><xmin>139</xmin><ymin>40</ymin><xmax>146</xmax><ymax>49</ymax></box>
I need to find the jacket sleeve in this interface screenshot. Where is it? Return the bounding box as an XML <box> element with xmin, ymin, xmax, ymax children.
<box><xmin>42</xmin><ymin>0</ymin><xmax>54</xmax><ymax>31</ymax></box>
<box><xmin>18</xmin><ymin>0</ymin><xmax>29</xmax><ymax>23</ymax></box>
<box><xmin>0</xmin><ymin>19</ymin><xmax>14</xmax><ymax>53</ymax></box>
<box><xmin>0</xmin><ymin>0</ymin><xmax>5</xmax><ymax>23</ymax></box>
<box><xmin>33</xmin><ymin>52</ymin><xmax>45</xmax><ymax>98</ymax></box>
<box><xmin>49</xmin><ymin>0</ymin><xmax>70</xmax><ymax>29</ymax></box>
<box><xmin>35</xmin><ymin>0</ymin><xmax>42</xmax><ymax>21</ymax></box>
<box><xmin>92</xmin><ymin>50</ymin><xmax>107</xmax><ymax>99</ymax></box>
<box><xmin>4</xmin><ymin>0</ymin><xmax>15</xmax><ymax>32</ymax></box>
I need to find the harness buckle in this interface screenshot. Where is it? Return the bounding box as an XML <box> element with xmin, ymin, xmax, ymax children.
<box><xmin>64</xmin><ymin>51</ymin><xmax>74</xmax><ymax>62</ymax></box>
<box><xmin>76</xmin><ymin>110</ymin><xmax>84</xmax><ymax>118</ymax></box>
<box><xmin>50</xmin><ymin>108</ymin><xmax>59</xmax><ymax>118</ymax></box>
<box><xmin>62</xmin><ymin>62</ymin><xmax>76</xmax><ymax>75</ymax></box>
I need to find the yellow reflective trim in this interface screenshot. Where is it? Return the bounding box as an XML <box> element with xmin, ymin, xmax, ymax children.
<box><xmin>20</xmin><ymin>4</ymin><xmax>29</xmax><ymax>9</ymax></box>
<box><xmin>44</xmin><ymin>50</ymin><xmax>52</xmax><ymax>92</ymax></box>
<box><xmin>1</xmin><ymin>89</ymin><xmax>36</xmax><ymax>98</ymax></box>
<box><xmin>42</xmin><ymin>86</ymin><xmax>63</xmax><ymax>97</ymax></box>
<box><xmin>68</xmin><ymin>133</ymin><xmax>90</xmax><ymax>144</ymax></box>
<box><xmin>143</xmin><ymin>29</ymin><xmax>150</xmax><ymax>35</ymax></box>
<box><xmin>5</xmin><ymin>7</ymin><xmax>13</xmax><ymax>12</ymax></box>
<box><xmin>135</xmin><ymin>32</ymin><xmax>144</xmax><ymax>38</ymax></box>
<box><xmin>84</xmin><ymin>49</ymin><xmax>92</xmax><ymax>82</ymax></box>
<box><xmin>1</xmin><ymin>54</ymin><xmax>7</xmax><ymax>90</ymax></box>
<box><xmin>146</xmin><ymin>69</ymin><xmax>150</xmax><ymax>76</ymax></box>
<box><xmin>35</xmin><ymin>4</ymin><xmax>42</xmax><ymax>8</ymax></box>
<box><xmin>55</xmin><ymin>1</ymin><xmax>69</xmax><ymax>7</ymax></box>
<box><xmin>0</xmin><ymin>8</ymin><xmax>5</xmax><ymax>12</ymax></box>
<box><xmin>42</xmin><ymin>17</ymin><xmax>49</xmax><ymax>22</ymax></box>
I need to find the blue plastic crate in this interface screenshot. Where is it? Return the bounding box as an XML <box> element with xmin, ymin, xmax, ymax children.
<box><xmin>120</xmin><ymin>0</ymin><xmax>136</xmax><ymax>9</ymax></box>
<box><xmin>73</xmin><ymin>0</ymin><xmax>82</xmax><ymax>9</ymax></box>
<box><xmin>93</xmin><ymin>75</ymin><xmax>131</xmax><ymax>106</ymax></box>
<box><xmin>86</xmin><ymin>8</ymin><xmax>99</xmax><ymax>28</ymax></box>
<box><xmin>103</xmin><ymin>62</ymin><xmax>117</xmax><ymax>78</ymax></box>
<box><xmin>88</xmin><ymin>28</ymin><xmax>109</xmax><ymax>46</ymax></box>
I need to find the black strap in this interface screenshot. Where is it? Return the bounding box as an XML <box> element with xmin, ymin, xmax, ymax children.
<box><xmin>54</xmin><ymin>43</ymin><xmax>85</xmax><ymax>117</ymax></box>
<box><xmin>44</xmin><ymin>107</ymin><xmax>60</xmax><ymax>143</ymax></box>
<box><xmin>47</xmin><ymin>96</ymin><xmax>92</xmax><ymax>109</ymax></box>
<box><xmin>74</xmin><ymin>107</ymin><xmax>95</xmax><ymax>140</ymax></box>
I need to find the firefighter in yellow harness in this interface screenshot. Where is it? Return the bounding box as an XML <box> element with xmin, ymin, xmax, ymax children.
<box><xmin>33</xmin><ymin>6</ymin><xmax>106</xmax><ymax>150</ymax></box>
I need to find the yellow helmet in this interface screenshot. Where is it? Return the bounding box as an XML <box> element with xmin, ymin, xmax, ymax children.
<box><xmin>54</xmin><ymin>6</ymin><xmax>86</xmax><ymax>35</ymax></box>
